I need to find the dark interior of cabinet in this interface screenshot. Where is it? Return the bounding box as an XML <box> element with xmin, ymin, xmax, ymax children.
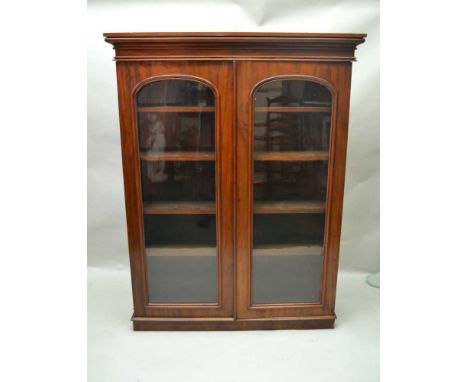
<box><xmin>253</xmin><ymin>213</ymin><xmax>325</xmax><ymax>246</ymax></box>
<box><xmin>254</xmin><ymin>161</ymin><xmax>328</xmax><ymax>202</ymax></box>
<box><xmin>144</xmin><ymin>214</ymin><xmax>216</xmax><ymax>246</ymax></box>
<box><xmin>137</xmin><ymin>79</ymin><xmax>214</xmax><ymax>107</ymax></box>
<box><xmin>140</xmin><ymin>160</ymin><xmax>215</xmax><ymax>202</ymax></box>
<box><xmin>254</xmin><ymin>79</ymin><xmax>331</xmax><ymax>107</ymax></box>
<box><xmin>254</xmin><ymin>112</ymin><xmax>330</xmax><ymax>152</ymax></box>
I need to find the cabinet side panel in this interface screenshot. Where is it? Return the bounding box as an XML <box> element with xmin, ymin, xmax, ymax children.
<box><xmin>322</xmin><ymin>63</ymin><xmax>353</xmax><ymax>311</ymax></box>
<box><xmin>115</xmin><ymin>61</ymin><xmax>147</xmax><ymax>315</ymax></box>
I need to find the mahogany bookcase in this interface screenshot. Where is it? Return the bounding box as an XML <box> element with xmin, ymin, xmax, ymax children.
<box><xmin>104</xmin><ymin>32</ymin><xmax>366</xmax><ymax>330</ymax></box>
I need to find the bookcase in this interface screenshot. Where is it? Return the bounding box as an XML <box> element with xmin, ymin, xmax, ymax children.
<box><xmin>104</xmin><ymin>32</ymin><xmax>366</xmax><ymax>330</ymax></box>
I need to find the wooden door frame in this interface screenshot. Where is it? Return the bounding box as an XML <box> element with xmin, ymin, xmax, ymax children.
<box><xmin>116</xmin><ymin>61</ymin><xmax>235</xmax><ymax>318</ymax></box>
<box><xmin>235</xmin><ymin>61</ymin><xmax>352</xmax><ymax>319</ymax></box>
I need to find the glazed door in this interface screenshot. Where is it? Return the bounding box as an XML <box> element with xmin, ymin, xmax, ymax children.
<box><xmin>235</xmin><ymin>61</ymin><xmax>351</xmax><ymax>318</ymax></box>
<box><xmin>117</xmin><ymin>62</ymin><xmax>234</xmax><ymax>317</ymax></box>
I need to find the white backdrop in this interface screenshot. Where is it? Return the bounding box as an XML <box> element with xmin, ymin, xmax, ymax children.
<box><xmin>87</xmin><ymin>0</ymin><xmax>379</xmax><ymax>272</ymax></box>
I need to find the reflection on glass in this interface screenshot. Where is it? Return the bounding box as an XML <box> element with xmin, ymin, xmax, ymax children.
<box><xmin>141</xmin><ymin>161</ymin><xmax>214</xmax><ymax>203</ymax></box>
<box><xmin>137</xmin><ymin>79</ymin><xmax>217</xmax><ymax>304</ymax></box>
<box><xmin>138</xmin><ymin>112</ymin><xmax>214</xmax><ymax>153</ymax></box>
<box><xmin>254</xmin><ymin>112</ymin><xmax>330</xmax><ymax>153</ymax></box>
<box><xmin>254</xmin><ymin>161</ymin><xmax>328</xmax><ymax>202</ymax></box>
<box><xmin>145</xmin><ymin>215</ymin><xmax>217</xmax><ymax>303</ymax></box>
<box><xmin>254</xmin><ymin>80</ymin><xmax>331</xmax><ymax>107</ymax></box>
<box><xmin>252</xmin><ymin>79</ymin><xmax>332</xmax><ymax>304</ymax></box>
<box><xmin>137</xmin><ymin>80</ymin><xmax>214</xmax><ymax>107</ymax></box>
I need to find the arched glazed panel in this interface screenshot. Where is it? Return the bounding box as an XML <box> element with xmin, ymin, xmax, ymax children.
<box><xmin>251</xmin><ymin>78</ymin><xmax>333</xmax><ymax>304</ymax></box>
<box><xmin>135</xmin><ymin>78</ymin><xmax>218</xmax><ymax>304</ymax></box>
<box><xmin>137</xmin><ymin>79</ymin><xmax>215</xmax><ymax>107</ymax></box>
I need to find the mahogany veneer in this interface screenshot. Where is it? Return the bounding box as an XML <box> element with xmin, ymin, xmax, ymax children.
<box><xmin>105</xmin><ymin>32</ymin><xmax>366</xmax><ymax>330</ymax></box>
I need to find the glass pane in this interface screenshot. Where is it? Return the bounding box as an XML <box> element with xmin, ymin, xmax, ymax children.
<box><xmin>137</xmin><ymin>79</ymin><xmax>214</xmax><ymax>107</ymax></box>
<box><xmin>254</xmin><ymin>161</ymin><xmax>328</xmax><ymax>202</ymax></box>
<box><xmin>137</xmin><ymin>79</ymin><xmax>217</xmax><ymax>304</ymax></box>
<box><xmin>252</xmin><ymin>79</ymin><xmax>331</xmax><ymax>304</ymax></box>
<box><xmin>254</xmin><ymin>79</ymin><xmax>331</xmax><ymax>107</ymax></box>
<box><xmin>138</xmin><ymin>112</ymin><xmax>215</xmax><ymax>153</ymax></box>
<box><xmin>141</xmin><ymin>160</ymin><xmax>215</xmax><ymax>202</ymax></box>
<box><xmin>254</xmin><ymin>112</ymin><xmax>330</xmax><ymax>153</ymax></box>
<box><xmin>145</xmin><ymin>215</ymin><xmax>217</xmax><ymax>304</ymax></box>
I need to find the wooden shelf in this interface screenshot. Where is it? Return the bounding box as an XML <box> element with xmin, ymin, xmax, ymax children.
<box><xmin>146</xmin><ymin>246</ymin><xmax>217</xmax><ymax>257</ymax></box>
<box><xmin>146</xmin><ymin>245</ymin><xmax>322</xmax><ymax>257</ymax></box>
<box><xmin>253</xmin><ymin>245</ymin><xmax>323</xmax><ymax>256</ymax></box>
<box><xmin>254</xmin><ymin>201</ymin><xmax>326</xmax><ymax>214</ymax></box>
<box><xmin>255</xmin><ymin>106</ymin><xmax>331</xmax><ymax>113</ymax></box>
<box><xmin>138</xmin><ymin>106</ymin><xmax>214</xmax><ymax>113</ymax></box>
<box><xmin>254</xmin><ymin>151</ymin><xmax>329</xmax><ymax>161</ymax></box>
<box><xmin>144</xmin><ymin>201</ymin><xmax>324</xmax><ymax>215</ymax></box>
<box><xmin>140</xmin><ymin>151</ymin><xmax>215</xmax><ymax>161</ymax></box>
<box><xmin>143</xmin><ymin>201</ymin><xmax>215</xmax><ymax>215</ymax></box>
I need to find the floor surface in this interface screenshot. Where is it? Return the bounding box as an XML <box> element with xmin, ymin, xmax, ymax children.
<box><xmin>88</xmin><ymin>267</ymin><xmax>379</xmax><ymax>382</ymax></box>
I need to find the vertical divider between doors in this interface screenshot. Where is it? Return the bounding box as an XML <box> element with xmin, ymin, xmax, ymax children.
<box><xmin>232</xmin><ymin>60</ymin><xmax>238</xmax><ymax>319</ymax></box>
<box><xmin>235</xmin><ymin>61</ymin><xmax>257</xmax><ymax>318</ymax></box>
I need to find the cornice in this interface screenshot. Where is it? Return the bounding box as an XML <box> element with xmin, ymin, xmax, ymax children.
<box><xmin>104</xmin><ymin>32</ymin><xmax>366</xmax><ymax>62</ymax></box>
